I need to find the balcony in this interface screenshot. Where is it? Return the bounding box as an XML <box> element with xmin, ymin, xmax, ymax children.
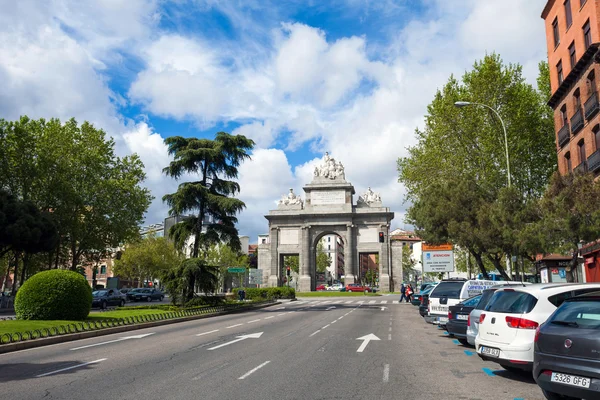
<box><xmin>588</xmin><ymin>150</ymin><xmax>600</xmax><ymax>173</ymax></box>
<box><xmin>574</xmin><ymin>160</ymin><xmax>588</xmax><ymax>174</ymax></box>
<box><xmin>557</xmin><ymin>124</ymin><xmax>571</xmax><ymax>148</ymax></box>
<box><xmin>585</xmin><ymin>91</ymin><xmax>600</xmax><ymax>120</ymax></box>
<box><xmin>571</xmin><ymin>109</ymin><xmax>584</xmax><ymax>134</ymax></box>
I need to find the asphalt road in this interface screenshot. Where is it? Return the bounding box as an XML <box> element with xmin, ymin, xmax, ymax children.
<box><xmin>0</xmin><ymin>295</ymin><xmax>546</xmax><ymax>400</ymax></box>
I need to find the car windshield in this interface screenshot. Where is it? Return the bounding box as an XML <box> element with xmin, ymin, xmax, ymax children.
<box><xmin>550</xmin><ymin>300</ymin><xmax>600</xmax><ymax>329</ymax></box>
<box><xmin>92</xmin><ymin>290</ymin><xmax>107</xmax><ymax>297</ymax></box>
<box><xmin>460</xmin><ymin>294</ymin><xmax>482</xmax><ymax>307</ymax></box>
<box><xmin>429</xmin><ymin>282</ymin><xmax>464</xmax><ymax>299</ymax></box>
<box><xmin>485</xmin><ymin>290</ymin><xmax>538</xmax><ymax>314</ymax></box>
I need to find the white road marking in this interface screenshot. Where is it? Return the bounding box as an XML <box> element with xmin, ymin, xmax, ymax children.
<box><xmin>309</xmin><ymin>330</ymin><xmax>321</xmax><ymax>337</ymax></box>
<box><xmin>381</xmin><ymin>300</ymin><xmax>388</xmax><ymax>304</ymax></box>
<box><xmin>389</xmin><ymin>321</ymin><xmax>392</xmax><ymax>326</ymax></box>
<box><xmin>389</xmin><ymin>327</ymin><xmax>392</xmax><ymax>332</ymax></box>
<box><xmin>208</xmin><ymin>332</ymin><xmax>263</xmax><ymax>351</ymax></box>
<box><xmin>326</xmin><ymin>306</ymin><xmax>336</xmax><ymax>311</ymax></box>
<box><xmin>323</xmin><ymin>324</ymin><xmax>331</xmax><ymax>329</ymax></box>
<box><xmin>238</xmin><ymin>361</ymin><xmax>271</xmax><ymax>380</ymax></box>
<box><xmin>357</xmin><ymin>301</ymin><xmax>364</xmax><ymax>304</ymax></box>
<box><xmin>196</xmin><ymin>329</ymin><xmax>219</xmax><ymax>337</ymax></box>
<box><xmin>369</xmin><ymin>300</ymin><xmax>376</xmax><ymax>304</ymax></box>
<box><xmin>331</xmin><ymin>320</ymin><xmax>337</xmax><ymax>324</ymax></box>
<box><xmin>226</xmin><ymin>324</ymin><xmax>243</xmax><ymax>329</ymax></box>
<box><xmin>247</xmin><ymin>319</ymin><xmax>261</xmax><ymax>323</ymax></box>
<box><xmin>277</xmin><ymin>313</ymin><xmax>286</xmax><ymax>316</ymax></box>
<box><xmin>264</xmin><ymin>316</ymin><xmax>274</xmax><ymax>320</ymax></box>
<box><xmin>383</xmin><ymin>364</ymin><xmax>389</xmax><ymax>382</ymax></box>
<box><xmin>356</xmin><ymin>334</ymin><xmax>380</xmax><ymax>353</ymax></box>
<box><xmin>338</xmin><ymin>316</ymin><xmax>344</xmax><ymax>320</ymax></box>
<box><xmin>388</xmin><ymin>333</ymin><xmax>392</xmax><ymax>340</ymax></box>
<box><xmin>70</xmin><ymin>333</ymin><xmax>155</xmax><ymax>351</ymax></box>
<box><xmin>274</xmin><ymin>307</ymin><xmax>286</xmax><ymax>310</ymax></box>
<box><xmin>345</xmin><ymin>300</ymin><xmax>353</xmax><ymax>304</ymax></box>
<box><xmin>37</xmin><ymin>358</ymin><xmax>106</xmax><ymax>377</ymax></box>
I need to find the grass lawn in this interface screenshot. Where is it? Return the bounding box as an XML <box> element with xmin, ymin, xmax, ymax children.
<box><xmin>296</xmin><ymin>291</ymin><xmax>385</xmax><ymax>297</ymax></box>
<box><xmin>0</xmin><ymin>309</ymin><xmax>168</xmax><ymax>336</ymax></box>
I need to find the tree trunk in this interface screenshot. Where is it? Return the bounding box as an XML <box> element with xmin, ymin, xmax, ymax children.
<box><xmin>486</xmin><ymin>254</ymin><xmax>511</xmax><ymax>281</ymax></box>
<box><xmin>20</xmin><ymin>253</ymin><xmax>30</xmax><ymax>288</ymax></box>
<box><xmin>11</xmin><ymin>252</ymin><xmax>20</xmax><ymax>296</ymax></box>
<box><xmin>54</xmin><ymin>236</ymin><xmax>61</xmax><ymax>269</ymax></box>
<box><xmin>70</xmin><ymin>242</ymin><xmax>79</xmax><ymax>271</ymax></box>
<box><xmin>470</xmin><ymin>250</ymin><xmax>489</xmax><ymax>279</ymax></box>
<box><xmin>1</xmin><ymin>257</ymin><xmax>11</xmax><ymax>293</ymax></box>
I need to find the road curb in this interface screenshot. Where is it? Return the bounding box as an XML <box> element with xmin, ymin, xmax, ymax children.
<box><xmin>0</xmin><ymin>301</ymin><xmax>280</xmax><ymax>354</ymax></box>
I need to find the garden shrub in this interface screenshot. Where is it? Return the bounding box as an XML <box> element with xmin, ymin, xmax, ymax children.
<box><xmin>233</xmin><ymin>287</ymin><xmax>295</xmax><ymax>300</ymax></box>
<box><xmin>15</xmin><ymin>269</ymin><xmax>92</xmax><ymax>320</ymax></box>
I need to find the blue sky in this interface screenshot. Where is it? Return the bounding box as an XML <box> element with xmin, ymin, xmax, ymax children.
<box><xmin>0</xmin><ymin>0</ymin><xmax>548</xmax><ymax>243</ymax></box>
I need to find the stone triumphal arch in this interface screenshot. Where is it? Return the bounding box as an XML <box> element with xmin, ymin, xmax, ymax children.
<box><xmin>257</xmin><ymin>153</ymin><xmax>396</xmax><ymax>292</ymax></box>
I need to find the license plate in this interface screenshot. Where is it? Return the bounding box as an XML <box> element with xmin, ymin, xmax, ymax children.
<box><xmin>457</xmin><ymin>314</ymin><xmax>468</xmax><ymax>320</ymax></box>
<box><xmin>438</xmin><ymin>316</ymin><xmax>448</xmax><ymax>323</ymax></box>
<box><xmin>551</xmin><ymin>372</ymin><xmax>591</xmax><ymax>388</ymax></box>
<box><xmin>480</xmin><ymin>346</ymin><xmax>500</xmax><ymax>357</ymax></box>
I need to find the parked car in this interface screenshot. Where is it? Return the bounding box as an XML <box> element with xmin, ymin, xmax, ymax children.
<box><xmin>92</xmin><ymin>289</ymin><xmax>126</xmax><ymax>309</ymax></box>
<box><xmin>446</xmin><ymin>294</ymin><xmax>482</xmax><ymax>345</ymax></box>
<box><xmin>126</xmin><ymin>288</ymin><xmax>144</xmax><ymax>301</ymax></box>
<box><xmin>420</xmin><ymin>282</ymin><xmax>437</xmax><ymax>292</ymax></box>
<box><xmin>413</xmin><ymin>284</ymin><xmax>437</xmax><ymax>306</ymax></box>
<box><xmin>426</xmin><ymin>278</ymin><xmax>510</xmax><ymax>326</ymax></box>
<box><xmin>133</xmin><ymin>288</ymin><xmax>164</xmax><ymax>302</ymax></box>
<box><xmin>345</xmin><ymin>284</ymin><xmax>370</xmax><ymax>292</ymax></box>
<box><xmin>476</xmin><ymin>283</ymin><xmax>600</xmax><ymax>374</ymax></box>
<box><xmin>316</xmin><ymin>284</ymin><xmax>328</xmax><ymax>291</ymax></box>
<box><xmin>534</xmin><ymin>290</ymin><xmax>600</xmax><ymax>400</ymax></box>
<box><xmin>467</xmin><ymin>283</ymin><xmax>532</xmax><ymax>346</ymax></box>
<box><xmin>327</xmin><ymin>284</ymin><xmax>343</xmax><ymax>291</ymax></box>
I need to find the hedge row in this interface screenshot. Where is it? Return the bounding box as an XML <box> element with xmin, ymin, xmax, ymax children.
<box><xmin>232</xmin><ymin>287</ymin><xmax>295</xmax><ymax>300</ymax></box>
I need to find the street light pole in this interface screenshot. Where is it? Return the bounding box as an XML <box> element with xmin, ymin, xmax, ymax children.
<box><xmin>454</xmin><ymin>101</ymin><xmax>511</xmax><ymax>188</ymax></box>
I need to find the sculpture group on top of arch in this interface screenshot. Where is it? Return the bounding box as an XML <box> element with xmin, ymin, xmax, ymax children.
<box><xmin>357</xmin><ymin>186</ymin><xmax>382</xmax><ymax>205</ymax></box>
<box><xmin>278</xmin><ymin>188</ymin><xmax>303</xmax><ymax>208</ymax></box>
<box><xmin>313</xmin><ymin>152</ymin><xmax>345</xmax><ymax>180</ymax></box>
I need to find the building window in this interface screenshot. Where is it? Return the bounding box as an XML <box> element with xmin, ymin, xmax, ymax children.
<box><xmin>579</xmin><ymin>140</ymin><xmax>586</xmax><ymax>163</ymax></box>
<box><xmin>584</xmin><ymin>20</ymin><xmax>592</xmax><ymax>49</ymax></box>
<box><xmin>561</xmin><ymin>104</ymin><xmax>568</xmax><ymax>125</ymax></box>
<box><xmin>100</xmin><ymin>265</ymin><xmax>106</xmax><ymax>274</ymax></box>
<box><xmin>594</xmin><ymin>125</ymin><xmax>600</xmax><ymax>150</ymax></box>
<box><xmin>557</xmin><ymin>60</ymin><xmax>564</xmax><ymax>85</ymax></box>
<box><xmin>565</xmin><ymin>152</ymin><xmax>572</xmax><ymax>172</ymax></box>
<box><xmin>569</xmin><ymin>41</ymin><xmax>577</xmax><ymax>67</ymax></box>
<box><xmin>574</xmin><ymin>88</ymin><xmax>581</xmax><ymax>109</ymax></box>
<box><xmin>261</xmin><ymin>239</ymin><xmax>266</xmax><ymax>244</ymax></box>
<box><xmin>553</xmin><ymin>18</ymin><xmax>560</xmax><ymax>47</ymax></box>
<box><xmin>328</xmin><ymin>245</ymin><xmax>331</xmax><ymax>250</ymax></box>
<box><xmin>565</xmin><ymin>0</ymin><xmax>573</xmax><ymax>28</ymax></box>
<box><xmin>328</xmin><ymin>237</ymin><xmax>331</xmax><ymax>242</ymax></box>
<box><xmin>587</xmin><ymin>70</ymin><xmax>596</xmax><ymax>95</ymax></box>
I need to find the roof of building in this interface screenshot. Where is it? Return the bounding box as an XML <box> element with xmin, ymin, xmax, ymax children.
<box><xmin>390</xmin><ymin>228</ymin><xmax>421</xmax><ymax>242</ymax></box>
<box><xmin>541</xmin><ymin>0</ymin><xmax>555</xmax><ymax>19</ymax></box>
<box><xmin>248</xmin><ymin>244</ymin><xmax>258</xmax><ymax>253</ymax></box>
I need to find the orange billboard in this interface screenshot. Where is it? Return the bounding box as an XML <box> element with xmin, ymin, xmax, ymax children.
<box><xmin>422</xmin><ymin>243</ymin><xmax>453</xmax><ymax>251</ymax></box>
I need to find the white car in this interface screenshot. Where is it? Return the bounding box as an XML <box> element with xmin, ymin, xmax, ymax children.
<box><xmin>328</xmin><ymin>284</ymin><xmax>343</xmax><ymax>291</ymax></box>
<box><xmin>475</xmin><ymin>283</ymin><xmax>600</xmax><ymax>374</ymax></box>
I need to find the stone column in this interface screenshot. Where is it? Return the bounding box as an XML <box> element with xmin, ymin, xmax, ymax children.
<box><xmin>298</xmin><ymin>225</ymin><xmax>311</xmax><ymax>292</ymax></box>
<box><xmin>268</xmin><ymin>227</ymin><xmax>279</xmax><ymax>287</ymax></box>
<box><xmin>344</xmin><ymin>224</ymin><xmax>355</xmax><ymax>285</ymax></box>
<box><xmin>378</xmin><ymin>224</ymin><xmax>391</xmax><ymax>292</ymax></box>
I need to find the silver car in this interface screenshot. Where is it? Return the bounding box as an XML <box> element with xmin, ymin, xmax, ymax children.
<box><xmin>466</xmin><ymin>283</ymin><xmax>531</xmax><ymax>346</ymax></box>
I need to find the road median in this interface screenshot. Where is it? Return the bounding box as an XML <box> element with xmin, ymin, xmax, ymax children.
<box><xmin>0</xmin><ymin>300</ymin><xmax>278</xmax><ymax>354</ymax></box>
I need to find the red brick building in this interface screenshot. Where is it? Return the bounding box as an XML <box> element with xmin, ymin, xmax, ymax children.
<box><xmin>542</xmin><ymin>0</ymin><xmax>600</xmax><ymax>281</ymax></box>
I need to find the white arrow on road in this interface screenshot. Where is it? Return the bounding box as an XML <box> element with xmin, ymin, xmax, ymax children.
<box><xmin>70</xmin><ymin>333</ymin><xmax>155</xmax><ymax>351</ymax></box>
<box><xmin>274</xmin><ymin>307</ymin><xmax>286</xmax><ymax>310</ymax></box>
<box><xmin>326</xmin><ymin>306</ymin><xmax>336</xmax><ymax>311</ymax></box>
<box><xmin>207</xmin><ymin>332</ymin><xmax>263</xmax><ymax>351</ymax></box>
<box><xmin>356</xmin><ymin>333</ymin><xmax>380</xmax><ymax>353</ymax></box>
<box><xmin>380</xmin><ymin>306</ymin><xmax>388</xmax><ymax>311</ymax></box>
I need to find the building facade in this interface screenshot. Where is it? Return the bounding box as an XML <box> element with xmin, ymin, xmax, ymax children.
<box><xmin>542</xmin><ymin>0</ymin><xmax>600</xmax><ymax>282</ymax></box>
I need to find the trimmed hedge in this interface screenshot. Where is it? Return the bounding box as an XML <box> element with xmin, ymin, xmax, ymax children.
<box><xmin>15</xmin><ymin>269</ymin><xmax>92</xmax><ymax>320</ymax></box>
<box><xmin>232</xmin><ymin>287</ymin><xmax>295</xmax><ymax>300</ymax></box>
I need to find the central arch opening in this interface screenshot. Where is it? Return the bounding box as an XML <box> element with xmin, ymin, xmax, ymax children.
<box><xmin>313</xmin><ymin>232</ymin><xmax>345</xmax><ymax>291</ymax></box>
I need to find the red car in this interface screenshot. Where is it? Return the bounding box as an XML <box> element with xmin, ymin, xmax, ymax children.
<box><xmin>316</xmin><ymin>284</ymin><xmax>327</xmax><ymax>291</ymax></box>
<box><xmin>345</xmin><ymin>284</ymin><xmax>370</xmax><ymax>292</ymax></box>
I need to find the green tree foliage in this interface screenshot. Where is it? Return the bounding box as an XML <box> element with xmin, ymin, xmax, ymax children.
<box><xmin>399</xmin><ymin>55</ymin><xmax>556</xmax><ymax>280</ymax></box>
<box><xmin>162</xmin><ymin>132</ymin><xmax>254</xmax><ymax>257</ymax></box>
<box><xmin>284</xmin><ymin>255</ymin><xmax>299</xmax><ymax>274</ymax></box>
<box><xmin>161</xmin><ymin>258</ymin><xmax>219</xmax><ymax>305</ymax></box>
<box><xmin>15</xmin><ymin>269</ymin><xmax>92</xmax><ymax>320</ymax></box>
<box><xmin>203</xmin><ymin>244</ymin><xmax>248</xmax><ymax>290</ymax></box>
<box><xmin>401</xmin><ymin>244</ymin><xmax>417</xmax><ymax>280</ymax></box>
<box><xmin>316</xmin><ymin>241</ymin><xmax>331</xmax><ymax>273</ymax></box>
<box><xmin>0</xmin><ymin>117</ymin><xmax>153</xmax><ymax>277</ymax></box>
<box><xmin>113</xmin><ymin>236</ymin><xmax>182</xmax><ymax>287</ymax></box>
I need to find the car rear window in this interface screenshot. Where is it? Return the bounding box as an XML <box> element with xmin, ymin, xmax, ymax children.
<box><xmin>460</xmin><ymin>294</ymin><xmax>482</xmax><ymax>307</ymax></box>
<box><xmin>475</xmin><ymin>289</ymin><xmax>497</xmax><ymax>310</ymax></box>
<box><xmin>485</xmin><ymin>290</ymin><xmax>538</xmax><ymax>314</ymax></box>
<box><xmin>430</xmin><ymin>282</ymin><xmax>464</xmax><ymax>299</ymax></box>
<box><xmin>550</xmin><ymin>300</ymin><xmax>600</xmax><ymax>329</ymax></box>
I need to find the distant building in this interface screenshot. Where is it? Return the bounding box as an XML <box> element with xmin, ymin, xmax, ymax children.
<box><xmin>319</xmin><ymin>234</ymin><xmax>344</xmax><ymax>283</ymax></box>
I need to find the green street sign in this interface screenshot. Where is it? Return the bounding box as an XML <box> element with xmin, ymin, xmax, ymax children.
<box><xmin>227</xmin><ymin>267</ymin><xmax>246</xmax><ymax>273</ymax></box>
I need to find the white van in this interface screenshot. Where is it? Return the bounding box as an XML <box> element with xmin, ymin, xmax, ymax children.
<box><xmin>425</xmin><ymin>279</ymin><xmax>511</xmax><ymax>326</ymax></box>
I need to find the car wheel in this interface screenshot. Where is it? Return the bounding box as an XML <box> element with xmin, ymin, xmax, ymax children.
<box><xmin>119</xmin><ymin>300</ymin><xmax>125</xmax><ymax>307</ymax></box>
<box><xmin>457</xmin><ymin>338</ymin><xmax>469</xmax><ymax>346</ymax></box>
<box><xmin>541</xmin><ymin>389</ymin><xmax>577</xmax><ymax>400</ymax></box>
<box><xmin>101</xmin><ymin>301</ymin><xmax>107</xmax><ymax>310</ymax></box>
<box><xmin>147</xmin><ymin>296</ymin><xmax>152</xmax><ymax>302</ymax></box>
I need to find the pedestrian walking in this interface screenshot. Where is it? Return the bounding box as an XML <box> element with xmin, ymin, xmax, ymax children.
<box><xmin>406</xmin><ymin>284</ymin><xmax>413</xmax><ymax>303</ymax></box>
<box><xmin>399</xmin><ymin>283</ymin><xmax>407</xmax><ymax>303</ymax></box>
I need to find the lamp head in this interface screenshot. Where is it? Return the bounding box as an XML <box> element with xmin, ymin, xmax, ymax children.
<box><xmin>454</xmin><ymin>101</ymin><xmax>471</xmax><ymax>108</ymax></box>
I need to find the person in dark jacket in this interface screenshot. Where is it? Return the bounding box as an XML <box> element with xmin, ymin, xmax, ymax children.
<box><xmin>399</xmin><ymin>283</ymin><xmax>407</xmax><ymax>303</ymax></box>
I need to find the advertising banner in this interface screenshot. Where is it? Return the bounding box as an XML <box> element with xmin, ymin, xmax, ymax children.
<box><xmin>422</xmin><ymin>250</ymin><xmax>454</xmax><ymax>272</ymax></box>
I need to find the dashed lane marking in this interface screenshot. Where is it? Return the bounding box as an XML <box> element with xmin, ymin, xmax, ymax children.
<box><xmin>226</xmin><ymin>324</ymin><xmax>243</xmax><ymax>329</ymax></box>
<box><xmin>238</xmin><ymin>361</ymin><xmax>271</xmax><ymax>380</ymax></box>
<box><xmin>383</xmin><ymin>364</ymin><xmax>389</xmax><ymax>382</ymax></box>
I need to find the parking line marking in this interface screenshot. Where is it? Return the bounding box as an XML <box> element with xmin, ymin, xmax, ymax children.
<box><xmin>196</xmin><ymin>329</ymin><xmax>219</xmax><ymax>336</ymax></box>
<box><xmin>464</xmin><ymin>350</ymin><xmax>475</xmax><ymax>356</ymax></box>
<box><xmin>264</xmin><ymin>316</ymin><xmax>274</xmax><ymax>320</ymax></box>
<box><xmin>247</xmin><ymin>319</ymin><xmax>261</xmax><ymax>324</ymax></box>
<box><xmin>37</xmin><ymin>358</ymin><xmax>107</xmax><ymax>377</ymax></box>
<box><xmin>238</xmin><ymin>361</ymin><xmax>270</xmax><ymax>380</ymax></box>
<box><xmin>482</xmin><ymin>368</ymin><xmax>497</xmax><ymax>377</ymax></box>
<box><xmin>443</xmin><ymin>332</ymin><xmax>449</xmax><ymax>335</ymax></box>
<box><xmin>309</xmin><ymin>330</ymin><xmax>321</xmax><ymax>337</ymax></box>
<box><xmin>452</xmin><ymin>339</ymin><xmax>460</xmax><ymax>345</ymax></box>
<box><xmin>226</xmin><ymin>324</ymin><xmax>243</xmax><ymax>329</ymax></box>
<box><xmin>383</xmin><ymin>364</ymin><xmax>389</xmax><ymax>382</ymax></box>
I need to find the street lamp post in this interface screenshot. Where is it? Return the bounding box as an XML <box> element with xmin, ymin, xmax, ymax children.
<box><xmin>454</xmin><ymin>101</ymin><xmax>511</xmax><ymax>188</ymax></box>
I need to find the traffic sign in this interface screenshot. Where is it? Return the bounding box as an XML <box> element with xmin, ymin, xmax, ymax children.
<box><xmin>227</xmin><ymin>267</ymin><xmax>246</xmax><ymax>273</ymax></box>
